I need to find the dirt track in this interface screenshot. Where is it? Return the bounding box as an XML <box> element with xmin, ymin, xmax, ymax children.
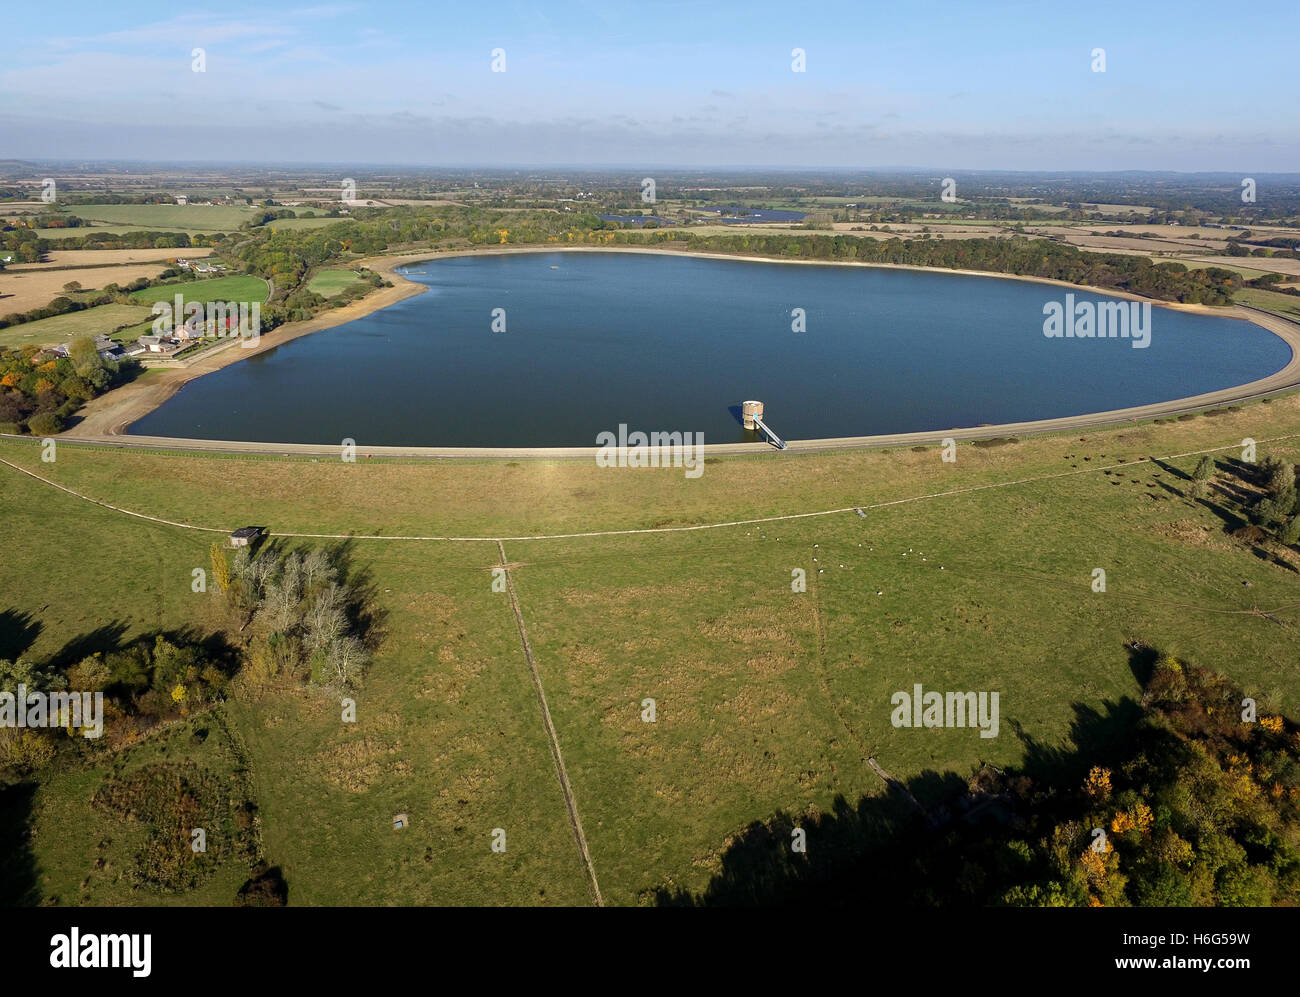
<box><xmin>53</xmin><ymin>247</ymin><xmax>1300</xmax><ymax>456</ymax></box>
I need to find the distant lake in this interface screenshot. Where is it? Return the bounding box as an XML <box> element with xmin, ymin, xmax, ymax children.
<box><xmin>597</xmin><ymin>215</ymin><xmax>676</xmax><ymax>226</ymax></box>
<box><xmin>696</xmin><ymin>206</ymin><xmax>808</xmax><ymax>223</ymax></box>
<box><xmin>128</xmin><ymin>251</ymin><xmax>1291</xmax><ymax>447</ymax></box>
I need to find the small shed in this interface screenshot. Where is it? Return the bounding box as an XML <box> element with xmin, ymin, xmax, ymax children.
<box><xmin>229</xmin><ymin>526</ymin><xmax>264</xmax><ymax>548</ymax></box>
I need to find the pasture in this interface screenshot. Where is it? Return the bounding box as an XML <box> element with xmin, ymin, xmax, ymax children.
<box><xmin>66</xmin><ymin>203</ymin><xmax>262</xmax><ymax>231</ymax></box>
<box><xmin>1</xmin><ymin>263</ymin><xmax>184</xmax><ymax>317</ymax></box>
<box><xmin>3</xmin><ymin>391</ymin><xmax>1299</xmax><ymax>904</ymax></box>
<box><xmin>131</xmin><ymin>275</ymin><xmax>270</xmax><ymax>306</ymax></box>
<box><xmin>0</xmin><ymin>303</ymin><xmax>153</xmax><ymax>348</ymax></box>
<box><xmin>306</xmin><ymin>269</ymin><xmax>366</xmax><ymax>297</ymax></box>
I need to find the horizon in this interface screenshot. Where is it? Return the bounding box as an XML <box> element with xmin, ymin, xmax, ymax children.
<box><xmin>3</xmin><ymin>0</ymin><xmax>1297</xmax><ymax>170</ymax></box>
<box><xmin>6</xmin><ymin>161</ymin><xmax>1300</xmax><ymax>177</ymax></box>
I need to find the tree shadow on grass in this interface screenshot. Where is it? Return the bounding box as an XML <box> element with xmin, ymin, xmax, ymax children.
<box><xmin>155</xmin><ymin>624</ymin><xmax>243</xmax><ymax>678</ymax></box>
<box><xmin>0</xmin><ymin>782</ymin><xmax>40</xmax><ymax>907</ymax></box>
<box><xmin>1194</xmin><ymin>493</ymin><xmax>1249</xmax><ymax>534</ymax></box>
<box><xmin>44</xmin><ymin>621</ymin><xmax>242</xmax><ymax>684</ymax></box>
<box><xmin>45</xmin><ymin>620</ymin><xmax>131</xmax><ymax>670</ymax></box>
<box><xmin>654</xmin><ymin>652</ymin><xmax>1151</xmax><ymax>906</ymax></box>
<box><xmin>1151</xmin><ymin>457</ymin><xmax>1191</xmax><ymax>482</ymax></box>
<box><xmin>325</xmin><ymin>538</ymin><xmax>389</xmax><ymax>653</ymax></box>
<box><xmin>1220</xmin><ymin>455</ymin><xmax>1261</xmax><ymax>483</ymax></box>
<box><xmin>1155</xmin><ymin>479</ymin><xmax>1187</xmax><ymax>501</ymax></box>
<box><xmin>236</xmin><ymin>861</ymin><xmax>289</xmax><ymax>907</ymax></box>
<box><xmin>1013</xmin><ymin>697</ymin><xmax>1144</xmax><ymax>792</ymax></box>
<box><xmin>0</xmin><ymin>610</ymin><xmax>42</xmax><ymax>662</ymax></box>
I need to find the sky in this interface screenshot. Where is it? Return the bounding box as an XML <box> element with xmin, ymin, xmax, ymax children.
<box><xmin>1</xmin><ymin>0</ymin><xmax>1296</xmax><ymax>170</ymax></box>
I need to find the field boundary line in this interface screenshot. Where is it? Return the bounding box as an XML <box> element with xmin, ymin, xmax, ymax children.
<box><xmin>0</xmin><ymin>457</ymin><xmax>231</xmax><ymax>533</ymax></box>
<box><xmin>3</xmin><ymin>433</ymin><xmax>1297</xmax><ymax>543</ymax></box>
<box><xmin>496</xmin><ymin>540</ymin><xmax>604</xmax><ymax>907</ymax></box>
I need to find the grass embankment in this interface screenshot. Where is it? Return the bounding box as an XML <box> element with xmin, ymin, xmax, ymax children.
<box><xmin>3</xmin><ymin>397</ymin><xmax>1300</xmax><ymax>904</ymax></box>
<box><xmin>1236</xmin><ymin>288</ymin><xmax>1300</xmax><ymax>322</ymax></box>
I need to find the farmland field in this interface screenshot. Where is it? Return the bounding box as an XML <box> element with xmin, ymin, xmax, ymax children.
<box><xmin>130</xmin><ymin>275</ymin><xmax>270</xmax><ymax>305</ymax></box>
<box><xmin>7</xmin><ymin>248</ymin><xmax>212</xmax><ymax>269</ymax></box>
<box><xmin>1236</xmin><ymin>287</ymin><xmax>1300</xmax><ymax>321</ymax></box>
<box><xmin>35</xmin><ymin>225</ymin><xmax>193</xmax><ymax>238</ymax></box>
<box><xmin>269</xmin><ymin>217</ymin><xmax>350</xmax><ymax>230</ymax></box>
<box><xmin>0</xmin><ymin>262</ymin><xmax>185</xmax><ymax>315</ymax></box>
<box><xmin>306</xmin><ymin>269</ymin><xmax>365</xmax><ymax>296</ymax></box>
<box><xmin>65</xmin><ymin>203</ymin><xmax>262</xmax><ymax>231</ymax></box>
<box><xmin>1194</xmin><ymin>255</ymin><xmax>1300</xmax><ymax>278</ymax></box>
<box><xmin>0</xmin><ymin>302</ymin><xmax>153</xmax><ymax>348</ymax></box>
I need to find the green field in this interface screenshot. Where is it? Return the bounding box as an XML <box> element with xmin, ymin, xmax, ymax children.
<box><xmin>0</xmin><ymin>302</ymin><xmax>153</xmax><ymax>348</ymax></box>
<box><xmin>35</xmin><ymin>225</ymin><xmax>194</xmax><ymax>239</ymax></box>
<box><xmin>269</xmin><ymin>217</ymin><xmax>350</xmax><ymax>231</ymax></box>
<box><xmin>27</xmin><ymin>713</ymin><xmax>257</xmax><ymax>907</ymax></box>
<box><xmin>307</xmin><ymin>269</ymin><xmax>365</xmax><ymax>297</ymax></box>
<box><xmin>1170</xmin><ymin>258</ymin><xmax>1274</xmax><ymax>279</ymax></box>
<box><xmin>4</xmin><ymin>391</ymin><xmax>1300</xmax><ymax>905</ymax></box>
<box><xmin>1235</xmin><ymin>287</ymin><xmax>1300</xmax><ymax>321</ymax></box>
<box><xmin>130</xmin><ymin>275</ymin><xmax>270</xmax><ymax>305</ymax></box>
<box><xmin>67</xmin><ymin>204</ymin><xmax>261</xmax><ymax>232</ymax></box>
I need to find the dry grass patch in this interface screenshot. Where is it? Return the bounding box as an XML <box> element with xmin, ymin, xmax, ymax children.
<box><xmin>557</xmin><ymin>580</ymin><xmax>706</xmax><ymax>607</ymax></box>
<box><xmin>314</xmin><ymin>735</ymin><xmax>410</xmax><ymax>793</ymax></box>
<box><xmin>698</xmin><ymin>606</ymin><xmax>796</xmax><ymax>645</ymax></box>
<box><xmin>0</xmin><ymin>262</ymin><xmax>180</xmax><ymax>314</ymax></box>
<box><xmin>1157</xmin><ymin>519</ymin><xmax>1235</xmax><ymax>551</ymax></box>
<box><xmin>1197</xmin><ymin>256</ymin><xmax>1300</xmax><ymax>278</ymax></box>
<box><xmin>9</xmin><ymin>248</ymin><xmax>213</xmax><ymax>269</ymax></box>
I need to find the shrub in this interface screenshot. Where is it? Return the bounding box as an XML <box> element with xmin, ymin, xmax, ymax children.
<box><xmin>1262</xmin><ymin>456</ymin><xmax>1295</xmax><ymax>496</ymax></box>
<box><xmin>235</xmin><ymin>862</ymin><xmax>288</xmax><ymax>906</ymax></box>
<box><xmin>1280</xmin><ymin>514</ymin><xmax>1300</xmax><ymax>546</ymax></box>
<box><xmin>26</xmin><ymin>412</ymin><xmax>64</xmax><ymax>436</ymax></box>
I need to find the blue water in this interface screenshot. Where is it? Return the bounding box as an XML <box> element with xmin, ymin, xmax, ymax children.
<box><xmin>127</xmin><ymin>252</ymin><xmax>1291</xmax><ymax>447</ymax></box>
<box><xmin>696</xmin><ymin>206</ymin><xmax>808</xmax><ymax>222</ymax></box>
<box><xmin>597</xmin><ymin>215</ymin><xmax>676</xmax><ymax>225</ymax></box>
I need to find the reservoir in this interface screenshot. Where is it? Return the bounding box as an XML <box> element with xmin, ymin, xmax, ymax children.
<box><xmin>127</xmin><ymin>251</ymin><xmax>1292</xmax><ymax>447</ymax></box>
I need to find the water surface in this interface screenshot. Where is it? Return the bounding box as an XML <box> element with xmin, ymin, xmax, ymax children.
<box><xmin>128</xmin><ymin>252</ymin><xmax>1290</xmax><ymax>446</ymax></box>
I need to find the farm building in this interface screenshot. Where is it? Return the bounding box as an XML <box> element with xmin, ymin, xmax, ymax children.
<box><xmin>229</xmin><ymin>527</ymin><xmax>265</xmax><ymax>548</ymax></box>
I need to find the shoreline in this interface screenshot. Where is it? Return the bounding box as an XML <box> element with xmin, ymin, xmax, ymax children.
<box><xmin>61</xmin><ymin>261</ymin><xmax>428</xmax><ymax>438</ymax></box>
<box><xmin>55</xmin><ymin>245</ymin><xmax>1300</xmax><ymax>455</ymax></box>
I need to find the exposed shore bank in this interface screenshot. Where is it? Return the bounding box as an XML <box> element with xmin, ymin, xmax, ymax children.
<box><xmin>54</xmin><ymin>245</ymin><xmax>1300</xmax><ymax>455</ymax></box>
<box><xmin>62</xmin><ymin>261</ymin><xmax>428</xmax><ymax>438</ymax></box>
